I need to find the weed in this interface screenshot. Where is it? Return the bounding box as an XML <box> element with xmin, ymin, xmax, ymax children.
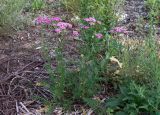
<box><xmin>106</xmin><ymin>81</ymin><xmax>160</xmax><ymax>114</ymax></box>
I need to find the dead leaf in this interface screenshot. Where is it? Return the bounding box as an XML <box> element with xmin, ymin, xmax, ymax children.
<box><xmin>110</xmin><ymin>56</ymin><xmax>123</xmax><ymax>68</ymax></box>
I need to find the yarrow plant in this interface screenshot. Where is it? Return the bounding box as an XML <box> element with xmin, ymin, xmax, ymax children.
<box><xmin>34</xmin><ymin>15</ymin><xmax>126</xmax><ymax>114</ymax></box>
<box><xmin>35</xmin><ymin>16</ymin><xmax>73</xmax><ymax>34</ymax></box>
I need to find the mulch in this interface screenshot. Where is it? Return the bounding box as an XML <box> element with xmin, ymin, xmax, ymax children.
<box><xmin>0</xmin><ymin>28</ymin><xmax>52</xmax><ymax>114</ymax></box>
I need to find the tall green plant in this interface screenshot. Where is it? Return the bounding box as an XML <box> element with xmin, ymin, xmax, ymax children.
<box><xmin>35</xmin><ymin>16</ymin><xmax>122</xmax><ymax>113</ymax></box>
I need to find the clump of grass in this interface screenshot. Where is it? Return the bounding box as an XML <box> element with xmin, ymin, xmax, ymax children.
<box><xmin>145</xmin><ymin>0</ymin><xmax>160</xmax><ymax>25</ymax></box>
<box><xmin>0</xmin><ymin>0</ymin><xmax>27</xmax><ymax>36</ymax></box>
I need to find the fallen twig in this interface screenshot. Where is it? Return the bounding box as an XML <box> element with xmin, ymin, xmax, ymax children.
<box><xmin>16</xmin><ymin>100</ymin><xmax>20</xmax><ymax>115</ymax></box>
<box><xmin>19</xmin><ymin>102</ymin><xmax>30</xmax><ymax>113</ymax></box>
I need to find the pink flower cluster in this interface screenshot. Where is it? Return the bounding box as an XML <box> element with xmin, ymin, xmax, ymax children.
<box><xmin>56</xmin><ymin>22</ymin><xmax>72</xmax><ymax>30</ymax></box>
<box><xmin>54</xmin><ymin>22</ymin><xmax>73</xmax><ymax>34</ymax></box>
<box><xmin>35</xmin><ymin>16</ymin><xmax>51</xmax><ymax>24</ymax></box>
<box><xmin>80</xmin><ymin>17</ymin><xmax>101</xmax><ymax>30</ymax></box>
<box><xmin>84</xmin><ymin>17</ymin><xmax>97</xmax><ymax>25</ymax></box>
<box><xmin>72</xmin><ymin>31</ymin><xmax>79</xmax><ymax>37</ymax></box>
<box><xmin>55</xmin><ymin>28</ymin><xmax>62</xmax><ymax>34</ymax></box>
<box><xmin>95</xmin><ymin>33</ymin><xmax>103</xmax><ymax>39</ymax></box>
<box><xmin>35</xmin><ymin>16</ymin><xmax>75</xmax><ymax>34</ymax></box>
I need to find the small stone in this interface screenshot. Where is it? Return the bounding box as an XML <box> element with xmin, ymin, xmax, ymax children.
<box><xmin>36</xmin><ymin>47</ymin><xmax>42</xmax><ymax>50</ymax></box>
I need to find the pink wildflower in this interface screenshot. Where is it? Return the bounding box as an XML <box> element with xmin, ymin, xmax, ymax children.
<box><xmin>51</xmin><ymin>17</ymin><xmax>62</xmax><ymax>22</ymax></box>
<box><xmin>84</xmin><ymin>17</ymin><xmax>97</xmax><ymax>26</ymax></box>
<box><xmin>56</xmin><ymin>22</ymin><xmax>72</xmax><ymax>29</ymax></box>
<box><xmin>81</xmin><ymin>25</ymin><xmax>90</xmax><ymax>29</ymax></box>
<box><xmin>35</xmin><ymin>16</ymin><xmax>44</xmax><ymax>24</ymax></box>
<box><xmin>84</xmin><ymin>17</ymin><xmax>96</xmax><ymax>22</ymax></box>
<box><xmin>95</xmin><ymin>33</ymin><xmax>103</xmax><ymax>39</ymax></box>
<box><xmin>35</xmin><ymin>16</ymin><xmax>51</xmax><ymax>24</ymax></box>
<box><xmin>55</xmin><ymin>28</ymin><xmax>62</xmax><ymax>34</ymax></box>
<box><xmin>72</xmin><ymin>31</ymin><xmax>79</xmax><ymax>37</ymax></box>
<box><xmin>43</xmin><ymin>17</ymin><xmax>52</xmax><ymax>24</ymax></box>
<box><xmin>67</xmin><ymin>23</ymin><xmax>72</xmax><ymax>28</ymax></box>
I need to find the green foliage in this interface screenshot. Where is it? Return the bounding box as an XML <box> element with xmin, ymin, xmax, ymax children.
<box><xmin>32</xmin><ymin>0</ymin><xmax>45</xmax><ymax>11</ymax></box>
<box><xmin>106</xmin><ymin>81</ymin><xmax>160</xmax><ymax>114</ymax></box>
<box><xmin>0</xmin><ymin>0</ymin><xmax>26</xmax><ymax>35</ymax></box>
<box><xmin>106</xmin><ymin>33</ymin><xmax>160</xmax><ymax>114</ymax></box>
